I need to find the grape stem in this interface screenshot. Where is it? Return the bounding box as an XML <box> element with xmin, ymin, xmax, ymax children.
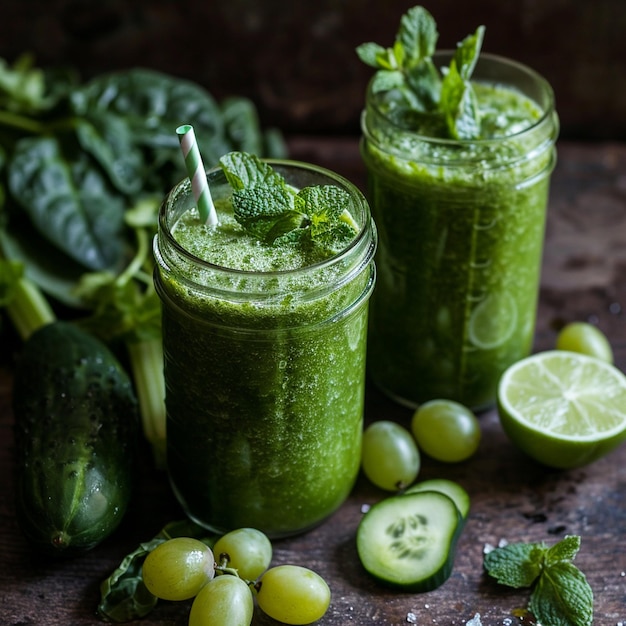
<box><xmin>215</xmin><ymin>554</ymin><xmax>246</xmax><ymax>580</ymax></box>
<box><xmin>214</xmin><ymin>556</ymin><xmax>260</xmax><ymax>588</ymax></box>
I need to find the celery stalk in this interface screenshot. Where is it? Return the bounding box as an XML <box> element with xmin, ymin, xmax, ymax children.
<box><xmin>126</xmin><ymin>337</ymin><xmax>167</xmax><ymax>469</ymax></box>
<box><xmin>4</xmin><ymin>274</ymin><xmax>56</xmax><ymax>341</ymax></box>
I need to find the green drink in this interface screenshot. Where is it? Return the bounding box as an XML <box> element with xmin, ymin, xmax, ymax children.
<box><xmin>154</xmin><ymin>157</ymin><xmax>376</xmax><ymax>537</ymax></box>
<box><xmin>358</xmin><ymin>9</ymin><xmax>559</xmax><ymax>409</ymax></box>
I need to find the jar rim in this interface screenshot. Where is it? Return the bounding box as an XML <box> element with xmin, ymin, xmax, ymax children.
<box><xmin>365</xmin><ymin>50</ymin><xmax>557</xmax><ymax>148</ymax></box>
<box><xmin>156</xmin><ymin>158</ymin><xmax>377</xmax><ymax>281</ymax></box>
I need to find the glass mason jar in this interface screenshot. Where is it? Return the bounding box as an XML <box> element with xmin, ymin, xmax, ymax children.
<box><xmin>153</xmin><ymin>160</ymin><xmax>377</xmax><ymax>537</ymax></box>
<box><xmin>361</xmin><ymin>52</ymin><xmax>559</xmax><ymax>410</ymax></box>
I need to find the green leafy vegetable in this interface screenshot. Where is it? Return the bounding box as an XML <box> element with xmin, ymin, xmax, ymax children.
<box><xmin>356</xmin><ymin>5</ymin><xmax>486</xmax><ymax>139</ymax></box>
<box><xmin>97</xmin><ymin>519</ymin><xmax>216</xmax><ymax>623</ymax></box>
<box><xmin>484</xmin><ymin>535</ymin><xmax>594</xmax><ymax>626</ymax></box>
<box><xmin>0</xmin><ymin>56</ymin><xmax>286</xmax><ymax>466</ymax></box>
<box><xmin>219</xmin><ymin>151</ymin><xmax>358</xmax><ymax>248</ymax></box>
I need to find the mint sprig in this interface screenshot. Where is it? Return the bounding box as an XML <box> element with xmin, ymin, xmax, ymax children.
<box><xmin>484</xmin><ymin>535</ymin><xmax>594</xmax><ymax>626</ymax></box>
<box><xmin>219</xmin><ymin>152</ymin><xmax>358</xmax><ymax>247</ymax></box>
<box><xmin>356</xmin><ymin>5</ymin><xmax>485</xmax><ymax>139</ymax></box>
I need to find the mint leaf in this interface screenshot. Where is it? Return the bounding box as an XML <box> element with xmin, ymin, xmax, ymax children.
<box><xmin>545</xmin><ymin>535</ymin><xmax>581</xmax><ymax>566</ymax></box>
<box><xmin>405</xmin><ymin>59</ymin><xmax>441</xmax><ymax>111</ymax></box>
<box><xmin>484</xmin><ymin>536</ymin><xmax>594</xmax><ymax>626</ymax></box>
<box><xmin>440</xmin><ymin>61</ymin><xmax>481</xmax><ymax>140</ymax></box>
<box><xmin>356</xmin><ymin>6</ymin><xmax>486</xmax><ymax>138</ymax></box>
<box><xmin>219</xmin><ymin>151</ymin><xmax>282</xmax><ymax>191</ymax></box>
<box><xmin>396</xmin><ymin>5</ymin><xmax>438</xmax><ymax>67</ymax></box>
<box><xmin>483</xmin><ymin>541</ymin><xmax>546</xmax><ymax>588</ymax></box>
<box><xmin>355</xmin><ymin>42</ymin><xmax>394</xmax><ymax>69</ymax></box>
<box><xmin>219</xmin><ymin>152</ymin><xmax>358</xmax><ymax>247</ymax></box>
<box><xmin>371</xmin><ymin>70</ymin><xmax>406</xmax><ymax>95</ymax></box>
<box><xmin>530</xmin><ymin>561</ymin><xmax>594</xmax><ymax>626</ymax></box>
<box><xmin>296</xmin><ymin>185</ymin><xmax>355</xmax><ymax>248</ymax></box>
<box><xmin>264</xmin><ymin>211</ymin><xmax>309</xmax><ymax>245</ymax></box>
<box><xmin>296</xmin><ymin>185</ymin><xmax>349</xmax><ymax>221</ymax></box>
<box><xmin>440</xmin><ymin>26</ymin><xmax>484</xmax><ymax>139</ymax></box>
<box><xmin>454</xmin><ymin>25</ymin><xmax>485</xmax><ymax>81</ymax></box>
<box><xmin>357</xmin><ymin>6</ymin><xmax>440</xmax><ymax>111</ymax></box>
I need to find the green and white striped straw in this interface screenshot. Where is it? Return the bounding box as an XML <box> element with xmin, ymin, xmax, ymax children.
<box><xmin>176</xmin><ymin>124</ymin><xmax>218</xmax><ymax>225</ymax></box>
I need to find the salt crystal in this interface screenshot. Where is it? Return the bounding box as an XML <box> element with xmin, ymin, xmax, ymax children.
<box><xmin>466</xmin><ymin>614</ymin><xmax>482</xmax><ymax>626</ymax></box>
<box><xmin>361</xmin><ymin>503</ymin><xmax>371</xmax><ymax>513</ymax></box>
<box><xmin>406</xmin><ymin>612</ymin><xmax>417</xmax><ymax>623</ymax></box>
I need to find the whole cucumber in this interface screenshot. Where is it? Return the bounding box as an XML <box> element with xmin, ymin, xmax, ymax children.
<box><xmin>13</xmin><ymin>321</ymin><xmax>138</xmax><ymax>555</ymax></box>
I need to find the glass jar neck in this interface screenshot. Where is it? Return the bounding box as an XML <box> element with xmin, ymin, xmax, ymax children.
<box><xmin>362</xmin><ymin>52</ymin><xmax>559</xmax><ymax>168</ymax></box>
<box><xmin>154</xmin><ymin>160</ymin><xmax>377</xmax><ymax>304</ymax></box>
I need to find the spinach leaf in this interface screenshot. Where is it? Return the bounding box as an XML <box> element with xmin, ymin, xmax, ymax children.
<box><xmin>8</xmin><ymin>136</ymin><xmax>126</xmax><ymax>271</ymax></box>
<box><xmin>74</xmin><ymin>114</ymin><xmax>144</xmax><ymax>196</ymax></box>
<box><xmin>70</xmin><ymin>69</ymin><xmax>231</xmax><ymax>170</ymax></box>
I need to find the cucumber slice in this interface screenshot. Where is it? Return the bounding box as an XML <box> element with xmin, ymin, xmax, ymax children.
<box><xmin>404</xmin><ymin>478</ymin><xmax>470</xmax><ymax>519</ymax></box>
<box><xmin>356</xmin><ymin>491</ymin><xmax>463</xmax><ymax>592</ymax></box>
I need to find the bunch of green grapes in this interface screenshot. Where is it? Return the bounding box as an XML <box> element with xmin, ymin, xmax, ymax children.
<box><xmin>141</xmin><ymin>528</ymin><xmax>330</xmax><ymax>626</ymax></box>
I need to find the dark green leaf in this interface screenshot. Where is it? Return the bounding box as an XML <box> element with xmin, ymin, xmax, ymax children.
<box><xmin>75</xmin><ymin>274</ymin><xmax>162</xmax><ymax>343</ymax></box>
<box><xmin>454</xmin><ymin>26</ymin><xmax>485</xmax><ymax>81</ymax></box>
<box><xmin>545</xmin><ymin>535</ymin><xmax>581</xmax><ymax>566</ymax></box>
<box><xmin>70</xmin><ymin>68</ymin><xmax>231</xmax><ymax>170</ymax></box>
<box><xmin>262</xmin><ymin>128</ymin><xmax>288</xmax><ymax>159</ymax></box>
<box><xmin>397</xmin><ymin>5</ymin><xmax>438</xmax><ymax>68</ymax></box>
<box><xmin>264</xmin><ymin>211</ymin><xmax>308</xmax><ymax>244</ymax></box>
<box><xmin>8</xmin><ymin>136</ymin><xmax>126</xmax><ymax>271</ymax></box>
<box><xmin>0</xmin><ymin>54</ymin><xmax>47</xmax><ymax>114</ymax></box>
<box><xmin>296</xmin><ymin>185</ymin><xmax>350</xmax><ymax>222</ymax></box>
<box><xmin>440</xmin><ymin>62</ymin><xmax>481</xmax><ymax>140</ymax></box>
<box><xmin>405</xmin><ymin>58</ymin><xmax>441</xmax><ymax>111</ymax></box>
<box><xmin>483</xmin><ymin>541</ymin><xmax>546</xmax><ymax>588</ymax></box>
<box><xmin>0</xmin><ymin>218</ymin><xmax>89</xmax><ymax>306</ymax></box>
<box><xmin>355</xmin><ymin>7</ymin><xmax>487</xmax><ymax>140</ymax></box>
<box><xmin>311</xmin><ymin>220</ymin><xmax>357</xmax><ymax>249</ymax></box>
<box><xmin>233</xmin><ymin>184</ymin><xmax>300</xmax><ymax>242</ymax></box>
<box><xmin>220</xmin><ymin>97</ymin><xmax>263</xmax><ymax>156</ymax></box>
<box><xmin>371</xmin><ymin>70</ymin><xmax>406</xmax><ymax>94</ymax></box>
<box><xmin>530</xmin><ymin>561</ymin><xmax>594</xmax><ymax>626</ymax></box>
<box><xmin>356</xmin><ymin>42</ymin><xmax>389</xmax><ymax>69</ymax></box>
<box><xmin>220</xmin><ymin>151</ymin><xmax>284</xmax><ymax>191</ymax></box>
<box><xmin>74</xmin><ymin>115</ymin><xmax>144</xmax><ymax>196</ymax></box>
<box><xmin>233</xmin><ymin>184</ymin><xmax>294</xmax><ymax>219</ymax></box>
<box><xmin>98</xmin><ymin>519</ymin><xmax>214</xmax><ymax>623</ymax></box>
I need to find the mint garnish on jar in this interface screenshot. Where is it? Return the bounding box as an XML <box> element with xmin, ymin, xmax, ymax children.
<box><xmin>356</xmin><ymin>5</ymin><xmax>485</xmax><ymax>140</ymax></box>
<box><xmin>218</xmin><ymin>152</ymin><xmax>359</xmax><ymax>249</ymax></box>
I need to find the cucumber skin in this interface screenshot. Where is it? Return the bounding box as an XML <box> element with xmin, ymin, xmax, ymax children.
<box><xmin>13</xmin><ymin>322</ymin><xmax>139</xmax><ymax>556</ymax></box>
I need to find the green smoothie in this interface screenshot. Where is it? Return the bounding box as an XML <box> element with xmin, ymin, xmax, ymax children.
<box><xmin>358</xmin><ymin>8</ymin><xmax>558</xmax><ymax>409</ymax></box>
<box><xmin>154</xmin><ymin>157</ymin><xmax>376</xmax><ymax>536</ymax></box>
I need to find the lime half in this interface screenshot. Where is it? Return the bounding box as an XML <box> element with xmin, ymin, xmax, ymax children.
<box><xmin>497</xmin><ymin>350</ymin><xmax>626</xmax><ymax>468</ymax></box>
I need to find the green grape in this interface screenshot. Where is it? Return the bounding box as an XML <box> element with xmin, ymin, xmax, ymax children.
<box><xmin>189</xmin><ymin>575</ymin><xmax>254</xmax><ymax>626</ymax></box>
<box><xmin>556</xmin><ymin>321</ymin><xmax>614</xmax><ymax>363</ymax></box>
<box><xmin>213</xmin><ymin>527</ymin><xmax>273</xmax><ymax>581</ymax></box>
<box><xmin>256</xmin><ymin>565</ymin><xmax>331</xmax><ymax>625</ymax></box>
<box><xmin>411</xmin><ymin>399</ymin><xmax>480</xmax><ymax>462</ymax></box>
<box><xmin>361</xmin><ymin>420</ymin><xmax>420</xmax><ymax>491</ymax></box>
<box><xmin>142</xmin><ymin>537</ymin><xmax>215</xmax><ymax>601</ymax></box>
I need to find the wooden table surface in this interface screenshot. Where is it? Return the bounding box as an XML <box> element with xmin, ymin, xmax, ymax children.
<box><xmin>1</xmin><ymin>138</ymin><xmax>626</xmax><ymax>626</ymax></box>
